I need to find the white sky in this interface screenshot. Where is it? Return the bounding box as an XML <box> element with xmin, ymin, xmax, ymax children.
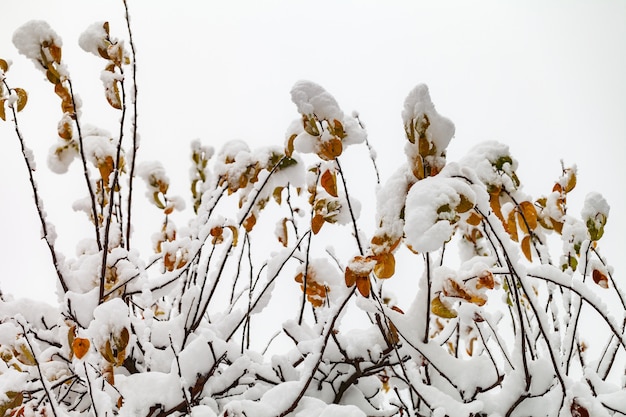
<box><xmin>1</xmin><ymin>0</ymin><xmax>625</xmax><ymax>302</ymax></box>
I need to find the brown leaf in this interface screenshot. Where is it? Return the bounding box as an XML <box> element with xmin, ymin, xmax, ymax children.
<box><xmin>0</xmin><ymin>58</ymin><xmax>8</xmax><ymax>72</ymax></box>
<box><xmin>356</xmin><ymin>276</ymin><xmax>370</xmax><ymax>297</ymax></box>
<box><xmin>13</xmin><ymin>88</ymin><xmax>28</xmax><ymax>112</ymax></box>
<box><xmin>466</xmin><ymin>211</ymin><xmax>482</xmax><ymax>226</ymax></box>
<box><xmin>570</xmin><ymin>400</ymin><xmax>590</xmax><ymax>417</ymax></box>
<box><xmin>311</xmin><ymin>213</ymin><xmax>324</xmax><ymax>234</ymax></box>
<box><xmin>320</xmin><ymin>169</ymin><xmax>338</xmax><ymax>197</ymax></box>
<box><xmin>592</xmin><ymin>269</ymin><xmax>609</xmax><ymax>289</ymax></box>
<box><xmin>72</xmin><ymin>338</ymin><xmax>90</xmax><ymax>360</ymax></box>
<box><xmin>521</xmin><ymin>235</ymin><xmax>532</xmax><ymax>262</ymax></box>
<box><xmin>0</xmin><ymin>99</ymin><xmax>6</xmax><ymax>121</ymax></box>
<box><xmin>243</xmin><ymin>213</ymin><xmax>256</xmax><ymax>232</ymax></box>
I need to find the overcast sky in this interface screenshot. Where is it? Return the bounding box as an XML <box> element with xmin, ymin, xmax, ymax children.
<box><xmin>1</xmin><ymin>0</ymin><xmax>624</xmax><ymax>302</ymax></box>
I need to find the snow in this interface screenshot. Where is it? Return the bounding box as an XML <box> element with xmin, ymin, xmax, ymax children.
<box><xmin>78</xmin><ymin>22</ymin><xmax>109</xmax><ymax>57</ymax></box>
<box><xmin>404</xmin><ymin>170</ymin><xmax>475</xmax><ymax>253</ymax></box>
<box><xmin>12</xmin><ymin>20</ymin><xmax>63</xmax><ymax>72</ymax></box>
<box><xmin>291</xmin><ymin>80</ymin><xmax>343</xmax><ymax>122</ymax></box>
<box><xmin>402</xmin><ymin>84</ymin><xmax>455</xmax><ymax>153</ymax></box>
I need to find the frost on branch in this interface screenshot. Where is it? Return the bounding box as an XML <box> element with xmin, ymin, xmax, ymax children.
<box><xmin>2</xmin><ymin>14</ymin><xmax>625</xmax><ymax>417</ymax></box>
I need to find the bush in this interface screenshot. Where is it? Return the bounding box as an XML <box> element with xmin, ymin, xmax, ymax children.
<box><xmin>1</xmin><ymin>6</ymin><xmax>624</xmax><ymax>417</ymax></box>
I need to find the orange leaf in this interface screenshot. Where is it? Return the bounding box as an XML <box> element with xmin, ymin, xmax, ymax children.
<box><xmin>507</xmin><ymin>209</ymin><xmax>518</xmax><ymax>242</ymax></box>
<box><xmin>373</xmin><ymin>252</ymin><xmax>395</xmax><ymax>279</ymax></box>
<box><xmin>72</xmin><ymin>338</ymin><xmax>90</xmax><ymax>360</ymax></box>
<box><xmin>466</xmin><ymin>211</ymin><xmax>482</xmax><ymax>226</ymax></box>
<box><xmin>519</xmin><ymin>201</ymin><xmax>538</xmax><ymax>231</ymax></box>
<box><xmin>0</xmin><ymin>58</ymin><xmax>8</xmax><ymax>72</ymax></box>
<box><xmin>489</xmin><ymin>188</ymin><xmax>504</xmax><ymax>223</ymax></box>
<box><xmin>0</xmin><ymin>99</ymin><xmax>6</xmax><ymax>121</ymax></box>
<box><xmin>318</xmin><ymin>138</ymin><xmax>343</xmax><ymax>161</ymax></box>
<box><xmin>476</xmin><ymin>271</ymin><xmax>495</xmax><ymax>290</ymax></box>
<box><xmin>226</xmin><ymin>225</ymin><xmax>239</xmax><ymax>246</ymax></box>
<box><xmin>243</xmin><ymin>214</ymin><xmax>256</xmax><ymax>232</ymax></box>
<box><xmin>356</xmin><ymin>276</ymin><xmax>371</xmax><ymax>297</ymax></box>
<box><xmin>320</xmin><ymin>169</ymin><xmax>338</xmax><ymax>197</ymax></box>
<box><xmin>344</xmin><ymin>267</ymin><xmax>357</xmax><ymax>288</ymax></box>
<box><xmin>521</xmin><ymin>235</ymin><xmax>532</xmax><ymax>261</ymax></box>
<box><xmin>311</xmin><ymin>213</ymin><xmax>324</xmax><ymax>234</ymax></box>
<box><xmin>14</xmin><ymin>88</ymin><xmax>28</xmax><ymax>112</ymax></box>
<box><xmin>592</xmin><ymin>269</ymin><xmax>608</xmax><ymax>289</ymax></box>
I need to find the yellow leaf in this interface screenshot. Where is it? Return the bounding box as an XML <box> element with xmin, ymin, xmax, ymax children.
<box><xmin>286</xmin><ymin>133</ymin><xmax>297</xmax><ymax>157</ymax></box>
<box><xmin>521</xmin><ymin>235</ymin><xmax>532</xmax><ymax>262</ymax></box>
<box><xmin>431</xmin><ymin>295</ymin><xmax>457</xmax><ymax>319</ymax></box>
<box><xmin>320</xmin><ymin>169</ymin><xmax>338</xmax><ymax>197</ymax></box>
<box><xmin>226</xmin><ymin>225</ymin><xmax>239</xmax><ymax>246</ymax></box>
<box><xmin>272</xmin><ymin>186</ymin><xmax>284</xmax><ymax>205</ymax></box>
<box><xmin>373</xmin><ymin>252</ymin><xmax>395</xmax><ymax>279</ymax></box>
<box><xmin>72</xmin><ymin>338</ymin><xmax>90</xmax><ymax>360</ymax></box>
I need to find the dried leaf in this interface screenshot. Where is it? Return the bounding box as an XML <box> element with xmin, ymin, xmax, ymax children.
<box><xmin>105</xmin><ymin>76</ymin><xmax>122</xmax><ymax>109</ymax></box>
<box><xmin>564</xmin><ymin>168</ymin><xmax>577</xmax><ymax>193</ymax></box>
<box><xmin>489</xmin><ymin>188</ymin><xmax>504</xmax><ymax>223</ymax></box>
<box><xmin>519</xmin><ymin>201</ymin><xmax>538</xmax><ymax>231</ymax></box>
<box><xmin>457</xmin><ymin>194</ymin><xmax>474</xmax><ymax>213</ymax></box>
<box><xmin>286</xmin><ymin>133</ymin><xmax>297</xmax><ymax>157</ymax></box>
<box><xmin>0</xmin><ymin>58</ymin><xmax>8</xmax><ymax>72</ymax></box>
<box><xmin>72</xmin><ymin>338</ymin><xmax>90</xmax><ymax>360</ymax></box>
<box><xmin>476</xmin><ymin>271</ymin><xmax>495</xmax><ymax>290</ymax></box>
<box><xmin>13</xmin><ymin>88</ymin><xmax>28</xmax><ymax>112</ymax></box>
<box><xmin>320</xmin><ymin>169</ymin><xmax>338</xmax><ymax>197</ymax></box>
<box><xmin>243</xmin><ymin>213</ymin><xmax>256</xmax><ymax>232</ymax></box>
<box><xmin>0</xmin><ymin>391</ymin><xmax>23</xmax><ymax>417</ymax></box>
<box><xmin>0</xmin><ymin>99</ymin><xmax>6</xmax><ymax>121</ymax></box>
<box><xmin>431</xmin><ymin>295</ymin><xmax>457</xmax><ymax>319</ymax></box>
<box><xmin>592</xmin><ymin>269</ymin><xmax>609</xmax><ymax>289</ymax></box>
<box><xmin>373</xmin><ymin>252</ymin><xmax>395</xmax><ymax>279</ymax></box>
<box><xmin>272</xmin><ymin>186</ymin><xmax>284</xmax><ymax>205</ymax></box>
<box><xmin>277</xmin><ymin>218</ymin><xmax>288</xmax><ymax>247</ymax></box>
<box><xmin>311</xmin><ymin>213</ymin><xmax>324</xmax><ymax>234</ymax></box>
<box><xmin>356</xmin><ymin>276</ymin><xmax>371</xmax><ymax>297</ymax></box>
<box><xmin>521</xmin><ymin>235</ymin><xmax>532</xmax><ymax>262</ymax></box>
<box><xmin>117</xmin><ymin>328</ymin><xmax>129</xmax><ymax>351</ymax></box>
<box><xmin>570</xmin><ymin>400</ymin><xmax>590</xmax><ymax>417</ymax></box>
<box><xmin>226</xmin><ymin>225</ymin><xmax>239</xmax><ymax>246</ymax></box>
<box><xmin>507</xmin><ymin>209</ymin><xmax>518</xmax><ymax>242</ymax></box>
<box><xmin>466</xmin><ymin>211</ymin><xmax>482</xmax><ymax>226</ymax></box>
<box><xmin>318</xmin><ymin>138</ymin><xmax>343</xmax><ymax>161</ymax></box>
